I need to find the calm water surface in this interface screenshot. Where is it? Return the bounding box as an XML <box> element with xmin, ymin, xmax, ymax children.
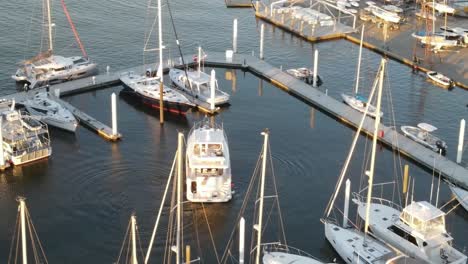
<box><xmin>0</xmin><ymin>0</ymin><xmax>467</xmax><ymax>263</ymax></box>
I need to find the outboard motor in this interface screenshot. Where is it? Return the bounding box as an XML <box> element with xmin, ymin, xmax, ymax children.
<box><xmin>436</xmin><ymin>140</ymin><xmax>447</xmax><ymax>155</ymax></box>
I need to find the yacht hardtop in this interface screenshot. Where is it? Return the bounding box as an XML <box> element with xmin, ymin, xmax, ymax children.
<box><xmin>185</xmin><ymin>120</ymin><xmax>231</xmax><ymax>202</ymax></box>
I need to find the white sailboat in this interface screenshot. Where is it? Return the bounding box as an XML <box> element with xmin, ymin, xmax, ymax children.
<box><xmin>22</xmin><ymin>91</ymin><xmax>78</xmax><ymax>132</ymax></box>
<box><xmin>185</xmin><ymin>119</ymin><xmax>232</xmax><ymax>202</ymax></box>
<box><xmin>324</xmin><ymin>59</ymin><xmax>416</xmax><ymax>264</ymax></box>
<box><xmin>119</xmin><ymin>0</ymin><xmax>194</xmax><ymax>115</ymax></box>
<box><xmin>12</xmin><ymin>0</ymin><xmax>97</xmax><ymax>88</ymax></box>
<box><xmin>401</xmin><ymin>123</ymin><xmax>447</xmax><ymax>154</ymax></box>
<box><xmin>7</xmin><ymin>197</ymin><xmax>49</xmax><ymax>263</ymax></box>
<box><xmin>169</xmin><ymin>47</ymin><xmax>230</xmax><ymax>106</ymax></box>
<box><xmin>342</xmin><ymin>25</ymin><xmax>383</xmax><ymax>119</ymax></box>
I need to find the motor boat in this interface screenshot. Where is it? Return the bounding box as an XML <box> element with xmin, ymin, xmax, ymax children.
<box><xmin>341</xmin><ymin>93</ymin><xmax>383</xmax><ymax>118</ymax></box>
<box><xmin>185</xmin><ymin>119</ymin><xmax>232</xmax><ymax>202</ymax></box>
<box><xmin>427</xmin><ymin>71</ymin><xmax>452</xmax><ymax>88</ymax></box>
<box><xmin>401</xmin><ymin>123</ymin><xmax>447</xmax><ymax>154</ymax></box>
<box><xmin>286</xmin><ymin>67</ymin><xmax>323</xmax><ymax>86</ymax></box>
<box><xmin>22</xmin><ymin>91</ymin><xmax>78</xmax><ymax>132</ymax></box>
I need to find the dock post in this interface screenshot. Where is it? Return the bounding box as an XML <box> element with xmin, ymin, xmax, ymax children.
<box><xmin>343</xmin><ymin>179</ymin><xmax>350</xmax><ymax>228</ymax></box>
<box><xmin>106</xmin><ymin>65</ymin><xmax>110</xmax><ymax>74</ymax></box>
<box><xmin>92</xmin><ymin>76</ymin><xmax>96</xmax><ymax>85</ymax></box>
<box><xmin>186</xmin><ymin>245</ymin><xmax>191</xmax><ymax>264</ymax></box>
<box><xmin>210</xmin><ymin>69</ymin><xmax>216</xmax><ymax>111</ymax></box>
<box><xmin>457</xmin><ymin>119</ymin><xmax>465</xmax><ymax>163</ymax></box>
<box><xmin>54</xmin><ymin>88</ymin><xmax>60</xmax><ymax>98</ymax></box>
<box><xmin>260</xmin><ymin>23</ymin><xmax>265</xmax><ymax>60</ymax></box>
<box><xmin>313</xmin><ymin>49</ymin><xmax>319</xmax><ymax>87</ymax></box>
<box><xmin>233</xmin><ymin>19</ymin><xmax>238</xmax><ymax>53</ymax></box>
<box><xmin>0</xmin><ymin>118</ymin><xmax>4</xmax><ymax>168</ymax></box>
<box><xmin>111</xmin><ymin>93</ymin><xmax>118</xmax><ymax>136</ymax></box>
<box><xmin>239</xmin><ymin>217</ymin><xmax>245</xmax><ymax>264</ymax></box>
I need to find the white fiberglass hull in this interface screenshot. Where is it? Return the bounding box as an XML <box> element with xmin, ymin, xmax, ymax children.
<box><xmin>427</xmin><ymin>71</ymin><xmax>452</xmax><ymax>87</ymax></box>
<box><xmin>341</xmin><ymin>93</ymin><xmax>383</xmax><ymax>118</ymax></box>
<box><xmin>263</xmin><ymin>251</ymin><xmax>326</xmax><ymax>264</ymax></box>
<box><xmin>450</xmin><ymin>185</ymin><xmax>468</xmax><ymax>212</ymax></box>
<box><xmin>169</xmin><ymin>68</ymin><xmax>230</xmax><ymax>106</ymax></box>
<box><xmin>33</xmin><ymin>114</ymin><xmax>78</xmax><ymax>132</ymax></box>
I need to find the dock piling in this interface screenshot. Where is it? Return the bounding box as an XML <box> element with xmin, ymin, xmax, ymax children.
<box><xmin>239</xmin><ymin>217</ymin><xmax>245</xmax><ymax>264</ymax></box>
<box><xmin>343</xmin><ymin>179</ymin><xmax>350</xmax><ymax>228</ymax></box>
<box><xmin>457</xmin><ymin>119</ymin><xmax>465</xmax><ymax>164</ymax></box>
<box><xmin>233</xmin><ymin>19</ymin><xmax>238</xmax><ymax>53</ymax></box>
<box><xmin>313</xmin><ymin>49</ymin><xmax>319</xmax><ymax>87</ymax></box>
<box><xmin>92</xmin><ymin>76</ymin><xmax>96</xmax><ymax>85</ymax></box>
<box><xmin>111</xmin><ymin>93</ymin><xmax>118</xmax><ymax>136</ymax></box>
<box><xmin>260</xmin><ymin>23</ymin><xmax>265</xmax><ymax>60</ymax></box>
<box><xmin>54</xmin><ymin>88</ymin><xmax>60</xmax><ymax>98</ymax></box>
<box><xmin>210</xmin><ymin>69</ymin><xmax>216</xmax><ymax>111</ymax></box>
<box><xmin>106</xmin><ymin>65</ymin><xmax>110</xmax><ymax>74</ymax></box>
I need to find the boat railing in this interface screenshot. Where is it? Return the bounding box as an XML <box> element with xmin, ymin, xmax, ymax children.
<box><xmin>353</xmin><ymin>193</ymin><xmax>402</xmax><ymax>211</ymax></box>
<box><xmin>261</xmin><ymin>242</ymin><xmax>321</xmax><ymax>260</ymax></box>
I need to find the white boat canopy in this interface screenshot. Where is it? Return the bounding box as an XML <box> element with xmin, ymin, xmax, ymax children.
<box><xmin>417</xmin><ymin>123</ymin><xmax>437</xmax><ymax>132</ymax></box>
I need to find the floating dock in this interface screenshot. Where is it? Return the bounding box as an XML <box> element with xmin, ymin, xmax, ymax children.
<box><xmin>255</xmin><ymin>2</ymin><xmax>468</xmax><ymax>89</ymax></box>
<box><xmin>225</xmin><ymin>0</ymin><xmax>252</xmax><ymax>8</ymax></box>
<box><xmin>199</xmin><ymin>51</ymin><xmax>468</xmax><ymax>190</ymax></box>
<box><xmin>52</xmin><ymin>97</ymin><xmax>122</xmax><ymax>141</ymax></box>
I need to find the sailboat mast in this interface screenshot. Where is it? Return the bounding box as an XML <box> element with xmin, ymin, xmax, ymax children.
<box><xmin>355</xmin><ymin>24</ymin><xmax>365</xmax><ymax>94</ymax></box>
<box><xmin>19</xmin><ymin>198</ymin><xmax>28</xmax><ymax>264</ymax></box>
<box><xmin>432</xmin><ymin>0</ymin><xmax>435</xmax><ymax>35</ymax></box>
<box><xmin>198</xmin><ymin>47</ymin><xmax>201</xmax><ymax>75</ymax></box>
<box><xmin>131</xmin><ymin>215</ymin><xmax>138</xmax><ymax>264</ymax></box>
<box><xmin>364</xmin><ymin>59</ymin><xmax>385</xmax><ymax>235</ymax></box>
<box><xmin>46</xmin><ymin>0</ymin><xmax>53</xmax><ymax>51</ymax></box>
<box><xmin>176</xmin><ymin>132</ymin><xmax>183</xmax><ymax>264</ymax></box>
<box><xmin>255</xmin><ymin>130</ymin><xmax>269</xmax><ymax>264</ymax></box>
<box><xmin>157</xmin><ymin>0</ymin><xmax>164</xmax><ymax>123</ymax></box>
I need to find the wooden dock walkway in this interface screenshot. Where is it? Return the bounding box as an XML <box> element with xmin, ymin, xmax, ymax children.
<box><xmin>225</xmin><ymin>0</ymin><xmax>252</xmax><ymax>8</ymax></box>
<box><xmin>198</xmin><ymin>52</ymin><xmax>468</xmax><ymax>190</ymax></box>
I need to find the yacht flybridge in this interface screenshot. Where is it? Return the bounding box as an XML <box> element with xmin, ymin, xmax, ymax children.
<box><xmin>12</xmin><ymin>0</ymin><xmax>97</xmax><ymax>88</ymax></box>
<box><xmin>185</xmin><ymin>120</ymin><xmax>232</xmax><ymax>202</ymax></box>
<box><xmin>1</xmin><ymin>106</ymin><xmax>51</xmax><ymax>165</ymax></box>
<box><xmin>354</xmin><ymin>198</ymin><xmax>467</xmax><ymax>264</ymax></box>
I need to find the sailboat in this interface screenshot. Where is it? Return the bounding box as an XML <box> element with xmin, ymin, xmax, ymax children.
<box><xmin>22</xmin><ymin>91</ymin><xmax>78</xmax><ymax>132</ymax></box>
<box><xmin>220</xmin><ymin>130</ymin><xmax>330</xmax><ymax>264</ymax></box>
<box><xmin>12</xmin><ymin>0</ymin><xmax>97</xmax><ymax>89</ymax></box>
<box><xmin>342</xmin><ymin>25</ymin><xmax>383</xmax><ymax>119</ymax></box>
<box><xmin>145</xmin><ymin>132</ymin><xmax>197</xmax><ymax>264</ymax></box>
<box><xmin>7</xmin><ymin>197</ymin><xmax>49</xmax><ymax>263</ymax></box>
<box><xmin>324</xmin><ymin>59</ymin><xmax>415</xmax><ymax>264</ymax></box>
<box><xmin>119</xmin><ymin>0</ymin><xmax>194</xmax><ymax>115</ymax></box>
<box><xmin>169</xmin><ymin>47</ymin><xmax>230</xmax><ymax>106</ymax></box>
<box><xmin>115</xmin><ymin>214</ymin><xmax>143</xmax><ymax>264</ymax></box>
<box><xmin>185</xmin><ymin>118</ymin><xmax>232</xmax><ymax>202</ymax></box>
<box><xmin>353</xmin><ymin>67</ymin><xmax>467</xmax><ymax>264</ymax></box>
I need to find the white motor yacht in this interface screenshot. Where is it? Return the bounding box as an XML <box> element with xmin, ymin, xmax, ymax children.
<box><xmin>1</xmin><ymin>109</ymin><xmax>51</xmax><ymax>165</ymax></box>
<box><xmin>23</xmin><ymin>91</ymin><xmax>78</xmax><ymax>132</ymax></box>
<box><xmin>185</xmin><ymin>120</ymin><xmax>232</xmax><ymax>202</ymax></box>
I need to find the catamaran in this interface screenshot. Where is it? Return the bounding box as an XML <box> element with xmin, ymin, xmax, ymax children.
<box><xmin>12</xmin><ymin>0</ymin><xmax>97</xmax><ymax>88</ymax></box>
<box><xmin>401</xmin><ymin>123</ymin><xmax>447</xmax><ymax>154</ymax></box>
<box><xmin>119</xmin><ymin>0</ymin><xmax>194</xmax><ymax>115</ymax></box>
<box><xmin>342</xmin><ymin>25</ymin><xmax>383</xmax><ymax>119</ymax></box>
<box><xmin>22</xmin><ymin>91</ymin><xmax>78</xmax><ymax>132</ymax></box>
<box><xmin>185</xmin><ymin>119</ymin><xmax>232</xmax><ymax>202</ymax></box>
<box><xmin>169</xmin><ymin>48</ymin><xmax>230</xmax><ymax>106</ymax></box>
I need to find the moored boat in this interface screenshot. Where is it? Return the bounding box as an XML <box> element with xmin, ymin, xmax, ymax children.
<box><xmin>185</xmin><ymin>119</ymin><xmax>232</xmax><ymax>202</ymax></box>
<box><xmin>427</xmin><ymin>71</ymin><xmax>452</xmax><ymax>88</ymax></box>
<box><xmin>401</xmin><ymin>123</ymin><xmax>447</xmax><ymax>154</ymax></box>
<box><xmin>341</xmin><ymin>93</ymin><xmax>383</xmax><ymax>118</ymax></box>
<box><xmin>23</xmin><ymin>91</ymin><xmax>78</xmax><ymax>132</ymax></box>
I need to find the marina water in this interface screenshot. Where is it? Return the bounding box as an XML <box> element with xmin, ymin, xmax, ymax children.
<box><xmin>0</xmin><ymin>0</ymin><xmax>467</xmax><ymax>262</ymax></box>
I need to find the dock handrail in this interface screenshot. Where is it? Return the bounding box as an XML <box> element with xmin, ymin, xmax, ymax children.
<box><xmin>352</xmin><ymin>183</ymin><xmax>403</xmax><ymax>211</ymax></box>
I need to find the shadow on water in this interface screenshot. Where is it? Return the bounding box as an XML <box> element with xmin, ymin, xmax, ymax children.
<box><xmin>118</xmin><ymin>87</ymin><xmax>191</xmax><ymax>127</ymax></box>
<box><xmin>2</xmin><ymin>160</ymin><xmax>49</xmax><ymax>183</ymax></box>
